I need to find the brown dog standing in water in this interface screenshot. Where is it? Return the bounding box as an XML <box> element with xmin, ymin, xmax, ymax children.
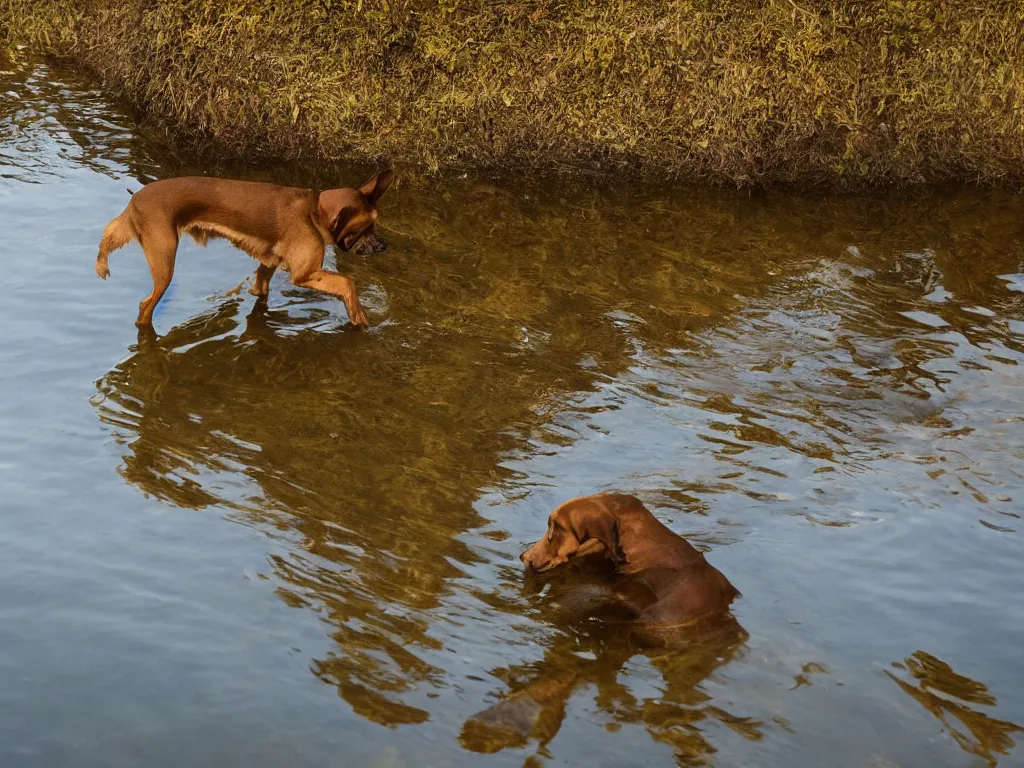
<box><xmin>95</xmin><ymin>170</ymin><xmax>394</xmax><ymax>328</ymax></box>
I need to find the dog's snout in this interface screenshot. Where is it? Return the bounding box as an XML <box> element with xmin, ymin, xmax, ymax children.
<box><xmin>352</xmin><ymin>234</ymin><xmax>388</xmax><ymax>256</ymax></box>
<box><xmin>519</xmin><ymin>548</ymin><xmax>536</xmax><ymax>571</ymax></box>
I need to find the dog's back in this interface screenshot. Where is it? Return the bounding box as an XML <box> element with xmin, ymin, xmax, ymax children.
<box><xmin>599</xmin><ymin>493</ymin><xmax>740</xmax><ymax>624</ymax></box>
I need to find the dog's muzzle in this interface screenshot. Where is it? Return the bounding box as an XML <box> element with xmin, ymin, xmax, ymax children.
<box><xmin>520</xmin><ymin>544</ymin><xmax>556</xmax><ymax>573</ymax></box>
<box><xmin>352</xmin><ymin>233</ymin><xmax>388</xmax><ymax>256</ymax></box>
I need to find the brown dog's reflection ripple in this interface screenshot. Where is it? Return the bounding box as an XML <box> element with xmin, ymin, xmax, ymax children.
<box><xmin>462</xmin><ymin>576</ymin><xmax>753</xmax><ymax>759</ymax></box>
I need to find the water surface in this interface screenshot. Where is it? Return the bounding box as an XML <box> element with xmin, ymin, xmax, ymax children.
<box><xmin>1</xmin><ymin>52</ymin><xmax>1023</xmax><ymax>767</ymax></box>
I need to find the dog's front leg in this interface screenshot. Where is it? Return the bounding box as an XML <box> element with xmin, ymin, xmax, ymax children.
<box><xmin>250</xmin><ymin>264</ymin><xmax>276</xmax><ymax>298</ymax></box>
<box><xmin>292</xmin><ymin>268</ymin><xmax>368</xmax><ymax>329</ymax></box>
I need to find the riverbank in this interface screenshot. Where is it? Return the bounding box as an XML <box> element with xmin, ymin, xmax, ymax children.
<box><xmin>3</xmin><ymin>0</ymin><xmax>1024</xmax><ymax>189</ymax></box>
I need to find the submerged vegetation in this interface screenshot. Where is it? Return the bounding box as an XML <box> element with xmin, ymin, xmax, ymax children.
<box><xmin>3</xmin><ymin>0</ymin><xmax>1024</xmax><ymax>188</ymax></box>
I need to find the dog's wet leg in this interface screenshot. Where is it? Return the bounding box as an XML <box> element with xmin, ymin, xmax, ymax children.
<box><xmin>293</xmin><ymin>268</ymin><xmax>368</xmax><ymax>328</ymax></box>
<box><xmin>249</xmin><ymin>264</ymin><xmax>276</xmax><ymax>298</ymax></box>
<box><xmin>136</xmin><ymin>230</ymin><xmax>178</xmax><ymax>327</ymax></box>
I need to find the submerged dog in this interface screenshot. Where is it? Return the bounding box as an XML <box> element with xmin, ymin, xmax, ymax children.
<box><xmin>520</xmin><ymin>492</ymin><xmax>739</xmax><ymax>625</ymax></box>
<box><xmin>95</xmin><ymin>170</ymin><xmax>394</xmax><ymax>329</ymax></box>
<box><xmin>462</xmin><ymin>493</ymin><xmax>742</xmax><ymax>753</ymax></box>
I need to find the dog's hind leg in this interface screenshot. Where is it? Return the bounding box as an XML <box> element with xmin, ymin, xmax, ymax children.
<box><xmin>136</xmin><ymin>228</ymin><xmax>179</xmax><ymax>327</ymax></box>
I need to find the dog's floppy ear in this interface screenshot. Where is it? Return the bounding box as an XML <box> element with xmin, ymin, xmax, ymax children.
<box><xmin>567</xmin><ymin>501</ymin><xmax>623</xmax><ymax>565</ymax></box>
<box><xmin>330</xmin><ymin>205</ymin><xmax>359</xmax><ymax>243</ymax></box>
<box><xmin>359</xmin><ymin>169</ymin><xmax>395</xmax><ymax>204</ymax></box>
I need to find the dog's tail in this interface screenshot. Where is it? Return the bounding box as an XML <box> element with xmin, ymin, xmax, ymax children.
<box><xmin>95</xmin><ymin>208</ymin><xmax>138</xmax><ymax>280</ymax></box>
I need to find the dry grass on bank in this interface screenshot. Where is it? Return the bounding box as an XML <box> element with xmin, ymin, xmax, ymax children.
<box><xmin>3</xmin><ymin>0</ymin><xmax>1024</xmax><ymax>188</ymax></box>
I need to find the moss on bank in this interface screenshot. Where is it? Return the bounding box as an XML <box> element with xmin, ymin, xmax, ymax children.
<box><xmin>3</xmin><ymin>0</ymin><xmax>1024</xmax><ymax>188</ymax></box>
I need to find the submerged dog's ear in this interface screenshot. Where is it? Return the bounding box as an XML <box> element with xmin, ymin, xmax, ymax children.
<box><xmin>567</xmin><ymin>502</ymin><xmax>623</xmax><ymax>565</ymax></box>
<box><xmin>359</xmin><ymin>169</ymin><xmax>395</xmax><ymax>204</ymax></box>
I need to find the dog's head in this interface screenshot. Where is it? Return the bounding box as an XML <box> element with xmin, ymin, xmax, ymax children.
<box><xmin>316</xmin><ymin>169</ymin><xmax>394</xmax><ymax>255</ymax></box>
<box><xmin>520</xmin><ymin>497</ymin><xmax>624</xmax><ymax>573</ymax></box>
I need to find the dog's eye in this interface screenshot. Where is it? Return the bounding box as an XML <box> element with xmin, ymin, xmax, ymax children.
<box><xmin>547</xmin><ymin>520</ymin><xmax>561</xmax><ymax>542</ymax></box>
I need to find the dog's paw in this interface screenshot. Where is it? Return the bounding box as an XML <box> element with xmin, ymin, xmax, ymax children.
<box><xmin>349</xmin><ymin>309</ymin><xmax>370</xmax><ymax>330</ymax></box>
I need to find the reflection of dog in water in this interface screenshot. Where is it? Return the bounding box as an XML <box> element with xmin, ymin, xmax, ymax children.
<box><xmin>462</xmin><ymin>494</ymin><xmax>748</xmax><ymax>756</ymax></box>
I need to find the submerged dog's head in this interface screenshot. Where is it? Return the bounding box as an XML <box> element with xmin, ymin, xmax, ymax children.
<box><xmin>316</xmin><ymin>169</ymin><xmax>394</xmax><ymax>255</ymax></box>
<box><xmin>520</xmin><ymin>496</ymin><xmax>625</xmax><ymax>574</ymax></box>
